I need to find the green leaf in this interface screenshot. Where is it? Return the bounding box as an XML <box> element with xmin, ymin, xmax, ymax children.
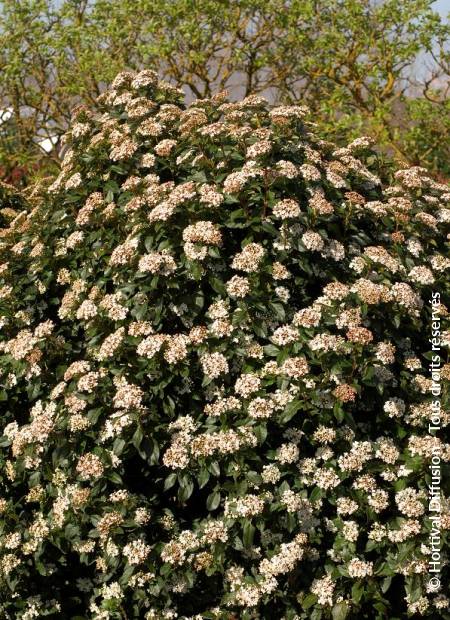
<box><xmin>332</xmin><ymin>602</ymin><xmax>349</xmax><ymax>620</ymax></box>
<box><xmin>120</xmin><ymin>564</ymin><xmax>135</xmax><ymax>584</ymax></box>
<box><xmin>197</xmin><ymin>468</ymin><xmax>210</xmax><ymax>489</ymax></box>
<box><xmin>208</xmin><ymin>461</ymin><xmax>220</xmax><ymax>477</ymax></box>
<box><xmin>206</xmin><ymin>490</ymin><xmax>221</xmax><ymax>511</ymax></box>
<box><xmin>164</xmin><ymin>473</ymin><xmax>177</xmax><ymax>491</ymax></box>
<box><xmin>351</xmin><ymin>581</ymin><xmax>364</xmax><ymax>603</ymax></box>
<box><xmin>178</xmin><ymin>478</ymin><xmax>194</xmax><ymax>502</ymax></box>
<box><xmin>309</xmin><ymin>487</ymin><xmax>323</xmax><ymax>502</ymax></box>
<box><xmin>253</xmin><ymin>424</ymin><xmax>267</xmax><ymax>444</ymax></box>
<box><xmin>242</xmin><ymin>520</ymin><xmax>255</xmax><ymax>548</ymax></box>
<box><xmin>333</xmin><ymin>402</ymin><xmax>344</xmax><ymax>422</ymax></box>
<box><xmin>131</xmin><ymin>426</ymin><xmax>144</xmax><ymax>451</ymax></box>
<box><xmin>209</xmin><ymin>276</ymin><xmax>226</xmax><ymax>295</ymax></box>
<box><xmin>281</xmin><ymin>400</ymin><xmax>301</xmax><ymax>423</ymax></box>
<box><xmin>144</xmin><ymin>235</ymin><xmax>154</xmax><ymax>252</ymax></box>
<box><xmin>301</xmin><ymin>593</ymin><xmax>318</xmax><ymax>610</ymax></box>
<box><xmin>381</xmin><ymin>577</ymin><xmax>392</xmax><ymax>593</ymax></box>
<box><xmin>107</xmin><ymin>472</ymin><xmax>123</xmax><ymax>485</ymax></box>
<box><xmin>263</xmin><ymin>344</ymin><xmax>280</xmax><ymax>357</ymax></box>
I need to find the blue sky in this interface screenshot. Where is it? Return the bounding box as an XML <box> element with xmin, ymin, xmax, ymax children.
<box><xmin>434</xmin><ymin>0</ymin><xmax>449</xmax><ymax>18</ymax></box>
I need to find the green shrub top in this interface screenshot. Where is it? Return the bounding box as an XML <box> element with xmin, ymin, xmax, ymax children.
<box><xmin>0</xmin><ymin>69</ymin><xmax>449</xmax><ymax>619</ymax></box>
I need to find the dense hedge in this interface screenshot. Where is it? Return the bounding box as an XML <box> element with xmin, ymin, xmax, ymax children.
<box><xmin>0</xmin><ymin>70</ymin><xmax>449</xmax><ymax>619</ymax></box>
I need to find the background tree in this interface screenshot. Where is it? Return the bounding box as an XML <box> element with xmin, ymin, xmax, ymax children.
<box><xmin>0</xmin><ymin>0</ymin><xmax>448</xmax><ymax>184</ymax></box>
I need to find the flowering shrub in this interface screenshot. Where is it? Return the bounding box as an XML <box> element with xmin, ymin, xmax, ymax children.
<box><xmin>0</xmin><ymin>70</ymin><xmax>449</xmax><ymax>619</ymax></box>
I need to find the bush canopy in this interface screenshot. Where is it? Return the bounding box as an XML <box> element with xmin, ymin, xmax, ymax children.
<box><xmin>0</xmin><ymin>69</ymin><xmax>449</xmax><ymax>619</ymax></box>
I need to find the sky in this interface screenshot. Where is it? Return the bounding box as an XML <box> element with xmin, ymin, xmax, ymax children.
<box><xmin>434</xmin><ymin>0</ymin><xmax>449</xmax><ymax>18</ymax></box>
